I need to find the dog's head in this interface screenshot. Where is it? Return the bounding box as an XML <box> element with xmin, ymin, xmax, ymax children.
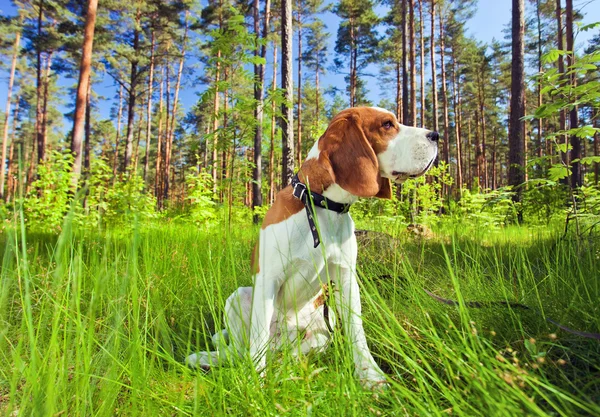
<box><xmin>317</xmin><ymin>107</ymin><xmax>439</xmax><ymax>199</ymax></box>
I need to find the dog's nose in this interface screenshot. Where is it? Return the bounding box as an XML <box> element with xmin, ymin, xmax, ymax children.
<box><xmin>427</xmin><ymin>131</ymin><xmax>440</xmax><ymax>142</ymax></box>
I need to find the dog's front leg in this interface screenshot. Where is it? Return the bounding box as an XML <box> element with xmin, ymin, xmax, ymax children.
<box><xmin>333</xmin><ymin>266</ymin><xmax>386</xmax><ymax>387</ymax></box>
<box><xmin>249</xmin><ymin>272</ymin><xmax>277</xmax><ymax>376</ymax></box>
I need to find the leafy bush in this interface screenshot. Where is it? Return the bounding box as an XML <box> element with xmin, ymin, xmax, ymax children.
<box><xmin>22</xmin><ymin>151</ymin><xmax>73</xmax><ymax>233</ymax></box>
<box><xmin>185</xmin><ymin>171</ymin><xmax>217</xmax><ymax>225</ymax></box>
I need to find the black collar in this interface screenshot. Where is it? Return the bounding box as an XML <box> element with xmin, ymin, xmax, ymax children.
<box><xmin>291</xmin><ymin>174</ymin><xmax>352</xmax><ymax>248</ymax></box>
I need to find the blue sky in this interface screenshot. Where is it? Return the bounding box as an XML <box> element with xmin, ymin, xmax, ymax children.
<box><xmin>0</xmin><ymin>0</ymin><xmax>598</xmax><ymax>133</ymax></box>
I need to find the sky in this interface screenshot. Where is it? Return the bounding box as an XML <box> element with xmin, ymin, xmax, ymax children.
<box><xmin>0</xmin><ymin>0</ymin><xmax>599</xmax><ymax>135</ymax></box>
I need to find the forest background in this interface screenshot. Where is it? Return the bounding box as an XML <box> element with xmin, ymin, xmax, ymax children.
<box><xmin>0</xmin><ymin>0</ymin><xmax>598</xmax><ymax>228</ymax></box>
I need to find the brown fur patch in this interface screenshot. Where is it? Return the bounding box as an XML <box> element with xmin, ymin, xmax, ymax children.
<box><xmin>313</xmin><ymin>283</ymin><xmax>330</xmax><ymax>308</ymax></box>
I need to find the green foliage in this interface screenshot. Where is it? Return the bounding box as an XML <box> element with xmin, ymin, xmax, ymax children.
<box><xmin>22</xmin><ymin>151</ymin><xmax>73</xmax><ymax>233</ymax></box>
<box><xmin>185</xmin><ymin>171</ymin><xmax>217</xmax><ymax>226</ymax></box>
<box><xmin>455</xmin><ymin>188</ymin><xmax>518</xmax><ymax>228</ymax></box>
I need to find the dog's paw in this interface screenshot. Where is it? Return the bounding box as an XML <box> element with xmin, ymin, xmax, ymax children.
<box><xmin>185</xmin><ymin>352</ymin><xmax>214</xmax><ymax>371</ymax></box>
<box><xmin>356</xmin><ymin>367</ymin><xmax>388</xmax><ymax>390</ymax></box>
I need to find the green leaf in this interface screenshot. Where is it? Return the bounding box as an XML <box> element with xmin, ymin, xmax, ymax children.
<box><xmin>579</xmin><ymin>156</ymin><xmax>600</xmax><ymax>165</ymax></box>
<box><xmin>548</xmin><ymin>165</ymin><xmax>570</xmax><ymax>181</ymax></box>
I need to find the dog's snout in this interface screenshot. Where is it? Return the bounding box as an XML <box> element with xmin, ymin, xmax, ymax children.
<box><xmin>426</xmin><ymin>131</ymin><xmax>440</xmax><ymax>142</ymax></box>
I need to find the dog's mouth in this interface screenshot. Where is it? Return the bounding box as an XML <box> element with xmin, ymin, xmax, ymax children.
<box><xmin>391</xmin><ymin>157</ymin><xmax>436</xmax><ymax>182</ymax></box>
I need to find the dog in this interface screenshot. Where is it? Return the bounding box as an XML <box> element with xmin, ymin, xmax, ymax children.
<box><xmin>186</xmin><ymin>106</ymin><xmax>438</xmax><ymax>387</ymax></box>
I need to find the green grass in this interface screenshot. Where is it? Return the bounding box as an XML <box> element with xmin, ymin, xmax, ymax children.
<box><xmin>0</xmin><ymin>215</ymin><xmax>599</xmax><ymax>416</ymax></box>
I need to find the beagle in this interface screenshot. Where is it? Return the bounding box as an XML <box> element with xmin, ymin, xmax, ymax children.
<box><xmin>186</xmin><ymin>107</ymin><xmax>439</xmax><ymax>387</ymax></box>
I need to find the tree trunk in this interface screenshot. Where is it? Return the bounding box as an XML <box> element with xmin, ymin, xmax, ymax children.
<box><xmin>555</xmin><ymin>0</ymin><xmax>567</xmax><ymax>174</ymax></box>
<box><xmin>565</xmin><ymin>0</ymin><xmax>581</xmax><ymax>188</ymax></box>
<box><xmin>163</xmin><ymin>14</ymin><xmax>188</xmax><ymax>203</ymax></box>
<box><xmin>5</xmin><ymin>97</ymin><xmax>19</xmax><ymax>202</ymax></box>
<box><xmin>281</xmin><ymin>0</ymin><xmax>295</xmax><ymax>184</ymax></box>
<box><xmin>269</xmin><ymin>43</ymin><xmax>277</xmax><ymax>203</ymax></box>
<box><xmin>112</xmin><ymin>85</ymin><xmax>123</xmax><ymax>181</ymax></box>
<box><xmin>439</xmin><ymin>13</ymin><xmax>449</xmax><ymax>169</ymax></box>
<box><xmin>144</xmin><ymin>30</ymin><xmax>155</xmax><ymax>185</ymax></box>
<box><xmin>451</xmin><ymin>49</ymin><xmax>463</xmax><ymax>192</ymax></box>
<box><xmin>401</xmin><ymin>0</ymin><xmax>409</xmax><ymax>124</ymax></box>
<box><xmin>253</xmin><ymin>0</ymin><xmax>270</xmax><ymax>223</ymax></box>
<box><xmin>211</xmin><ymin>51</ymin><xmax>221</xmax><ymax>194</ymax></box>
<box><xmin>35</xmin><ymin>1</ymin><xmax>45</xmax><ymax>166</ymax></box>
<box><xmin>155</xmin><ymin>67</ymin><xmax>165</xmax><ymax>206</ymax></box>
<box><xmin>409</xmin><ymin>0</ymin><xmax>417</xmax><ymax>126</ymax></box>
<box><xmin>508</xmin><ymin>0</ymin><xmax>526</xmax><ymax>219</ymax></box>
<box><xmin>41</xmin><ymin>52</ymin><xmax>52</xmax><ymax>160</ymax></box>
<box><xmin>70</xmin><ymin>0</ymin><xmax>98</xmax><ymax>188</ymax></box>
<box><xmin>123</xmin><ymin>11</ymin><xmax>141</xmax><ymax>173</ymax></box>
<box><xmin>418</xmin><ymin>0</ymin><xmax>425</xmax><ymax>127</ymax></box>
<box><xmin>0</xmin><ymin>21</ymin><xmax>21</xmax><ymax>199</ymax></box>
<box><xmin>536</xmin><ymin>0</ymin><xmax>543</xmax><ymax>160</ymax></box>
<box><xmin>296</xmin><ymin>11</ymin><xmax>303</xmax><ymax>165</ymax></box>
<box><xmin>430</xmin><ymin>0</ymin><xmax>438</xmax><ymax>133</ymax></box>
<box><xmin>84</xmin><ymin>78</ymin><xmax>92</xmax><ymax>175</ymax></box>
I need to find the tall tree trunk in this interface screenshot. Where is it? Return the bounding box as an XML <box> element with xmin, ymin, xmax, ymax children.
<box><xmin>565</xmin><ymin>0</ymin><xmax>581</xmax><ymax>188</ymax></box>
<box><xmin>253</xmin><ymin>0</ymin><xmax>270</xmax><ymax>223</ymax></box>
<box><xmin>70</xmin><ymin>0</ymin><xmax>98</xmax><ymax>188</ymax></box>
<box><xmin>536</xmin><ymin>0</ymin><xmax>543</xmax><ymax>160</ymax></box>
<box><xmin>418</xmin><ymin>0</ymin><xmax>425</xmax><ymax>127</ymax></box>
<box><xmin>112</xmin><ymin>85</ymin><xmax>123</xmax><ymax>180</ymax></box>
<box><xmin>163</xmin><ymin>14</ymin><xmax>188</xmax><ymax>203</ymax></box>
<box><xmin>155</xmin><ymin>68</ymin><xmax>165</xmax><ymax>206</ymax></box>
<box><xmin>451</xmin><ymin>49</ymin><xmax>463</xmax><ymax>192</ymax></box>
<box><xmin>84</xmin><ymin>79</ymin><xmax>92</xmax><ymax>176</ymax></box>
<box><xmin>5</xmin><ymin>97</ymin><xmax>19</xmax><ymax>203</ymax></box>
<box><xmin>281</xmin><ymin>0</ymin><xmax>294</xmax><ymax>184</ymax></box>
<box><xmin>143</xmin><ymin>30</ymin><xmax>155</xmax><ymax>185</ymax></box>
<box><xmin>41</xmin><ymin>52</ymin><xmax>52</xmax><ymax>159</ymax></box>
<box><xmin>395</xmin><ymin>59</ymin><xmax>402</xmax><ymax>120</ymax></box>
<box><xmin>401</xmin><ymin>0</ymin><xmax>409</xmax><ymax>124</ymax></box>
<box><xmin>211</xmin><ymin>51</ymin><xmax>221</xmax><ymax>194</ymax></box>
<box><xmin>409</xmin><ymin>0</ymin><xmax>417</xmax><ymax>126</ymax></box>
<box><xmin>594</xmin><ymin>113</ymin><xmax>599</xmax><ymax>185</ymax></box>
<box><xmin>0</xmin><ymin>20</ymin><xmax>21</xmax><ymax>199</ymax></box>
<box><xmin>269</xmin><ymin>43</ymin><xmax>277</xmax><ymax>203</ymax></box>
<box><xmin>296</xmin><ymin>11</ymin><xmax>303</xmax><ymax>165</ymax></box>
<box><xmin>123</xmin><ymin>11</ymin><xmax>141</xmax><ymax>173</ymax></box>
<box><xmin>35</xmin><ymin>1</ymin><xmax>45</xmax><ymax>166</ymax></box>
<box><xmin>349</xmin><ymin>17</ymin><xmax>356</xmax><ymax>107</ymax></box>
<box><xmin>439</xmin><ymin>13</ymin><xmax>450</xmax><ymax>169</ymax></box>
<box><xmin>509</xmin><ymin>0</ymin><xmax>525</xmax><ymax>219</ymax></box>
<box><xmin>430</xmin><ymin>0</ymin><xmax>438</xmax><ymax>133</ymax></box>
<box><xmin>555</xmin><ymin>0</ymin><xmax>567</xmax><ymax>174</ymax></box>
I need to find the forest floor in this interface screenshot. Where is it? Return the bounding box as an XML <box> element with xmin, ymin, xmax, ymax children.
<box><xmin>0</xmin><ymin>218</ymin><xmax>599</xmax><ymax>416</ymax></box>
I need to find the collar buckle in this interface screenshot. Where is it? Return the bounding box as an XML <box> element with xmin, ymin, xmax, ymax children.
<box><xmin>292</xmin><ymin>181</ymin><xmax>306</xmax><ymax>201</ymax></box>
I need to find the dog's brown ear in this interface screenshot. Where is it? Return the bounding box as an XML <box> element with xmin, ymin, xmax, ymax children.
<box><xmin>375</xmin><ymin>176</ymin><xmax>392</xmax><ymax>199</ymax></box>
<box><xmin>320</xmin><ymin>113</ymin><xmax>387</xmax><ymax>198</ymax></box>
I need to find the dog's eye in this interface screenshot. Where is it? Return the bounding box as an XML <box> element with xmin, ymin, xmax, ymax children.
<box><xmin>382</xmin><ymin>120</ymin><xmax>394</xmax><ymax>130</ymax></box>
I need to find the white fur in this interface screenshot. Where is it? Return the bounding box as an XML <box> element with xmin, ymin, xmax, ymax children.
<box><xmin>378</xmin><ymin>124</ymin><xmax>437</xmax><ymax>183</ymax></box>
<box><xmin>186</xmin><ymin>107</ymin><xmax>437</xmax><ymax>388</ymax></box>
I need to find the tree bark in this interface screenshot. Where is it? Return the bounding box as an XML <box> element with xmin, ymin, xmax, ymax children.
<box><xmin>439</xmin><ymin>13</ymin><xmax>449</xmax><ymax>169</ymax></box>
<box><xmin>409</xmin><ymin>0</ymin><xmax>417</xmax><ymax>126</ymax></box>
<box><xmin>155</xmin><ymin>67</ymin><xmax>165</xmax><ymax>205</ymax></box>
<box><xmin>430</xmin><ymin>0</ymin><xmax>438</xmax><ymax>133</ymax></box>
<box><xmin>565</xmin><ymin>0</ymin><xmax>581</xmax><ymax>188</ymax></box>
<box><xmin>281</xmin><ymin>0</ymin><xmax>295</xmax><ymax>184</ymax></box>
<box><xmin>401</xmin><ymin>0</ymin><xmax>409</xmax><ymax>124</ymax></box>
<box><xmin>144</xmin><ymin>30</ymin><xmax>155</xmax><ymax>185</ymax></box>
<box><xmin>35</xmin><ymin>1</ymin><xmax>45</xmax><ymax>166</ymax></box>
<box><xmin>112</xmin><ymin>85</ymin><xmax>123</xmax><ymax>181</ymax></box>
<box><xmin>296</xmin><ymin>9</ymin><xmax>303</xmax><ymax>165</ymax></box>
<box><xmin>269</xmin><ymin>43</ymin><xmax>277</xmax><ymax>203</ymax></box>
<box><xmin>5</xmin><ymin>97</ymin><xmax>19</xmax><ymax>202</ymax></box>
<box><xmin>418</xmin><ymin>0</ymin><xmax>425</xmax><ymax>127</ymax></box>
<box><xmin>0</xmin><ymin>20</ymin><xmax>21</xmax><ymax>199</ymax></box>
<box><xmin>555</xmin><ymin>0</ymin><xmax>567</xmax><ymax>173</ymax></box>
<box><xmin>123</xmin><ymin>10</ymin><xmax>141</xmax><ymax>173</ymax></box>
<box><xmin>70</xmin><ymin>0</ymin><xmax>98</xmax><ymax>188</ymax></box>
<box><xmin>508</xmin><ymin>0</ymin><xmax>526</xmax><ymax>218</ymax></box>
<box><xmin>163</xmin><ymin>14</ymin><xmax>188</xmax><ymax>202</ymax></box>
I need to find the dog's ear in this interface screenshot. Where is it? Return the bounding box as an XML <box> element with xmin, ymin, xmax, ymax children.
<box><xmin>320</xmin><ymin>113</ymin><xmax>388</xmax><ymax>198</ymax></box>
<box><xmin>375</xmin><ymin>176</ymin><xmax>392</xmax><ymax>199</ymax></box>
